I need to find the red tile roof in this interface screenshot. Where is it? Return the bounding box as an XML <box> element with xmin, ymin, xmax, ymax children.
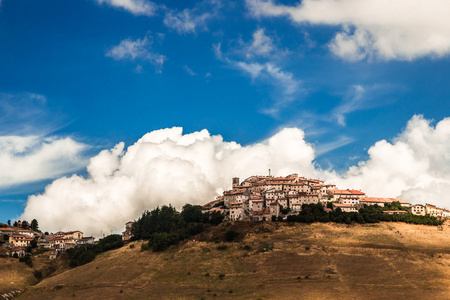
<box><xmin>360</xmin><ymin>197</ymin><xmax>409</xmax><ymax>204</ymax></box>
<box><xmin>329</xmin><ymin>189</ymin><xmax>365</xmax><ymax>195</ymax></box>
<box><xmin>333</xmin><ymin>203</ymin><xmax>357</xmax><ymax>208</ymax></box>
<box><xmin>208</xmin><ymin>207</ymin><xmax>224</xmax><ymax>213</ymax></box>
<box><xmin>252</xmin><ymin>208</ymin><xmax>271</xmax><ymax>216</ymax></box>
<box><xmin>0</xmin><ymin>228</ymin><xmax>17</xmax><ymax>232</ymax></box>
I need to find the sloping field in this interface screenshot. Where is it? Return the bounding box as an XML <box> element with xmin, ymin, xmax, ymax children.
<box><xmin>18</xmin><ymin>221</ymin><xmax>450</xmax><ymax>300</ymax></box>
<box><xmin>0</xmin><ymin>250</ymin><xmax>59</xmax><ymax>296</ymax></box>
<box><xmin>0</xmin><ymin>257</ymin><xmax>36</xmax><ymax>295</ymax></box>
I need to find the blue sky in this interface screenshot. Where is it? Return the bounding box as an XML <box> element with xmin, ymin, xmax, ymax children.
<box><xmin>1</xmin><ymin>0</ymin><xmax>450</xmax><ymax>228</ymax></box>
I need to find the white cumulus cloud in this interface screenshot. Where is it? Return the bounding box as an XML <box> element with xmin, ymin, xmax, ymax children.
<box><xmin>246</xmin><ymin>0</ymin><xmax>450</xmax><ymax>61</ymax></box>
<box><xmin>324</xmin><ymin>115</ymin><xmax>450</xmax><ymax>210</ymax></box>
<box><xmin>96</xmin><ymin>0</ymin><xmax>157</xmax><ymax>16</ymax></box>
<box><xmin>22</xmin><ymin>127</ymin><xmax>315</xmax><ymax>235</ymax></box>
<box><xmin>21</xmin><ymin>115</ymin><xmax>450</xmax><ymax>235</ymax></box>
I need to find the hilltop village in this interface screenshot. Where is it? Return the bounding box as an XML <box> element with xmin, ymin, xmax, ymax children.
<box><xmin>3</xmin><ymin>173</ymin><xmax>449</xmax><ymax>260</ymax></box>
<box><xmin>202</xmin><ymin>174</ymin><xmax>450</xmax><ymax>221</ymax></box>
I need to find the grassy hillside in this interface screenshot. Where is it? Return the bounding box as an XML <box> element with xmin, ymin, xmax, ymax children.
<box><xmin>0</xmin><ymin>250</ymin><xmax>61</xmax><ymax>296</ymax></box>
<box><xmin>18</xmin><ymin>221</ymin><xmax>450</xmax><ymax>300</ymax></box>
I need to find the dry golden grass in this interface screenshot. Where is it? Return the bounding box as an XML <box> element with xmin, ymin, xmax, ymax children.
<box><xmin>0</xmin><ymin>249</ymin><xmax>64</xmax><ymax>295</ymax></box>
<box><xmin>17</xmin><ymin>222</ymin><xmax>450</xmax><ymax>300</ymax></box>
<box><xmin>0</xmin><ymin>257</ymin><xmax>37</xmax><ymax>294</ymax></box>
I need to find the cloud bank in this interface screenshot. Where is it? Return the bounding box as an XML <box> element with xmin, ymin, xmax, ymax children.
<box><xmin>0</xmin><ymin>92</ymin><xmax>88</xmax><ymax>190</ymax></box>
<box><xmin>22</xmin><ymin>115</ymin><xmax>450</xmax><ymax>235</ymax></box>
<box><xmin>246</xmin><ymin>0</ymin><xmax>450</xmax><ymax>61</ymax></box>
<box><xmin>324</xmin><ymin>115</ymin><xmax>450</xmax><ymax>206</ymax></box>
<box><xmin>0</xmin><ymin>135</ymin><xmax>88</xmax><ymax>189</ymax></box>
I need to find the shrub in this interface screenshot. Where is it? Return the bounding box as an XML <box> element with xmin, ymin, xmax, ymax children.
<box><xmin>151</xmin><ymin>232</ymin><xmax>176</xmax><ymax>252</ymax></box>
<box><xmin>129</xmin><ymin>244</ymin><xmax>135</xmax><ymax>249</ymax></box>
<box><xmin>68</xmin><ymin>249</ymin><xmax>95</xmax><ymax>267</ymax></box>
<box><xmin>20</xmin><ymin>254</ymin><xmax>33</xmax><ymax>267</ymax></box>
<box><xmin>243</xmin><ymin>244</ymin><xmax>251</xmax><ymax>250</ymax></box>
<box><xmin>305</xmin><ymin>246</ymin><xmax>310</xmax><ymax>251</ymax></box>
<box><xmin>34</xmin><ymin>270</ymin><xmax>43</xmax><ymax>280</ymax></box>
<box><xmin>204</xmin><ymin>272</ymin><xmax>210</xmax><ymax>277</ymax></box>
<box><xmin>258</xmin><ymin>243</ymin><xmax>274</xmax><ymax>252</ymax></box>
<box><xmin>218</xmin><ymin>274</ymin><xmax>225</xmax><ymax>280</ymax></box>
<box><xmin>216</xmin><ymin>244</ymin><xmax>228</xmax><ymax>251</ymax></box>
<box><xmin>141</xmin><ymin>243</ymin><xmax>150</xmax><ymax>251</ymax></box>
<box><xmin>34</xmin><ymin>247</ymin><xmax>49</xmax><ymax>255</ymax></box>
<box><xmin>225</xmin><ymin>230</ymin><xmax>238</xmax><ymax>242</ymax></box>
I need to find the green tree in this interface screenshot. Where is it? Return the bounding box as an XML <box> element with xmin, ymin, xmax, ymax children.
<box><xmin>96</xmin><ymin>234</ymin><xmax>123</xmax><ymax>253</ymax></box>
<box><xmin>7</xmin><ymin>220</ymin><xmax>11</xmax><ymax>226</ymax></box>
<box><xmin>205</xmin><ymin>211</ymin><xmax>224</xmax><ymax>225</ymax></box>
<box><xmin>21</xmin><ymin>221</ymin><xmax>29</xmax><ymax>229</ymax></box>
<box><xmin>181</xmin><ymin>204</ymin><xmax>203</xmax><ymax>223</ymax></box>
<box><xmin>281</xmin><ymin>207</ymin><xmax>290</xmax><ymax>215</ymax></box>
<box><xmin>30</xmin><ymin>219</ymin><xmax>39</xmax><ymax>232</ymax></box>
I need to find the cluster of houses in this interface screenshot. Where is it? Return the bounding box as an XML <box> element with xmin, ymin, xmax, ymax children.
<box><xmin>0</xmin><ymin>225</ymin><xmax>95</xmax><ymax>259</ymax></box>
<box><xmin>202</xmin><ymin>174</ymin><xmax>450</xmax><ymax>221</ymax></box>
<box><xmin>6</xmin><ymin>174</ymin><xmax>445</xmax><ymax>256</ymax></box>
